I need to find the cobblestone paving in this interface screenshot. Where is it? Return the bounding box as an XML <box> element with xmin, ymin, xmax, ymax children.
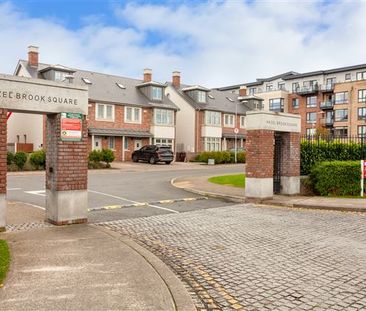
<box><xmin>5</xmin><ymin>221</ymin><xmax>54</xmax><ymax>232</ymax></box>
<box><xmin>96</xmin><ymin>204</ymin><xmax>366</xmax><ymax>311</ymax></box>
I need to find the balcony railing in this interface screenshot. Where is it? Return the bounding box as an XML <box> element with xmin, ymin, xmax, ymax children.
<box><xmin>321</xmin><ymin>117</ymin><xmax>334</xmax><ymax>126</ymax></box>
<box><xmin>320</xmin><ymin>84</ymin><xmax>335</xmax><ymax>92</ymax></box>
<box><xmin>320</xmin><ymin>101</ymin><xmax>334</xmax><ymax>109</ymax></box>
<box><xmin>294</xmin><ymin>85</ymin><xmax>319</xmax><ymax>95</ymax></box>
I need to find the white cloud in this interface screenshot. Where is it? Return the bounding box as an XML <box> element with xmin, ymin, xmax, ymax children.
<box><xmin>1</xmin><ymin>0</ymin><xmax>366</xmax><ymax>87</ymax></box>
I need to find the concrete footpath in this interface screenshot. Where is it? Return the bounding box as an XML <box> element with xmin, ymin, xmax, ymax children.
<box><xmin>0</xmin><ymin>225</ymin><xmax>195</xmax><ymax>311</ymax></box>
<box><xmin>172</xmin><ymin>175</ymin><xmax>366</xmax><ymax>213</ymax></box>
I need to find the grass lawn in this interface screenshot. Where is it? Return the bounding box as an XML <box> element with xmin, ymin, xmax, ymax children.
<box><xmin>0</xmin><ymin>239</ymin><xmax>10</xmax><ymax>286</ymax></box>
<box><xmin>208</xmin><ymin>174</ymin><xmax>245</xmax><ymax>188</ymax></box>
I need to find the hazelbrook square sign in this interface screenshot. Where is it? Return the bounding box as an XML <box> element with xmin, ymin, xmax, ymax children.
<box><xmin>0</xmin><ymin>74</ymin><xmax>88</xmax><ymax>114</ymax></box>
<box><xmin>0</xmin><ymin>73</ymin><xmax>89</xmax><ymax>231</ymax></box>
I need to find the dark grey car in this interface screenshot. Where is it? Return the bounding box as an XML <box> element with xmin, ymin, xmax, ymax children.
<box><xmin>132</xmin><ymin>145</ymin><xmax>173</xmax><ymax>164</ymax></box>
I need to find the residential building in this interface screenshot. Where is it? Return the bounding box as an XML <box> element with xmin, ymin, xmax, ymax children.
<box><xmin>166</xmin><ymin>72</ymin><xmax>261</xmax><ymax>158</ymax></box>
<box><xmin>218</xmin><ymin>64</ymin><xmax>366</xmax><ymax>137</ymax></box>
<box><xmin>12</xmin><ymin>46</ymin><xmax>178</xmax><ymax>161</ymax></box>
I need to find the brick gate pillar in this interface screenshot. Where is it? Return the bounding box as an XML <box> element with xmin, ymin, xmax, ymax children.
<box><xmin>45</xmin><ymin>113</ymin><xmax>88</xmax><ymax>225</ymax></box>
<box><xmin>245</xmin><ymin>129</ymin><xmax>274</xmax><ymax>199</ymax></box>
<box><xmin>0</xmin><ymin>109</ymin><xmax>6</xmax><ymax>231</ymax></box>
<box><xmin>280</xmin><ymin>132</ymin><xmax>300</xmax><ymax>195</ymax></box>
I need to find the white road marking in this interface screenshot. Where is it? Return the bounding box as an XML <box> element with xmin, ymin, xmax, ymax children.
<box><xmin>88</xmin><ymin>189</ymin><xmax>179</xmax><ymax>214</ymax></box>
<box><xmin>25</xmin><ymin>190</ymin><xmax>46</xmax><ymax>197</ymax></box>
<box><xmin>7</xmin><ymin>188</ymin><xmax>22</xmax><ymax>191</ymax></box>
<box><xmin>11</xmin><ymin>201</ymin><xmax>45</xmax><ymax>210</ymax></box>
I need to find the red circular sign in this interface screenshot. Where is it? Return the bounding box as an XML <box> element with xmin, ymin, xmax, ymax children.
<box><xmin>234</xmin><ymin>128</ymin><xmax>239</xmax><ymax>134</ymax></box>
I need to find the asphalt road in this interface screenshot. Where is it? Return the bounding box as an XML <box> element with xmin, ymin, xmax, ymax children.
<box><xmin>6</xmin><ymin>163</ymin><xmax>243</xmax><ymax>223</ymax></box>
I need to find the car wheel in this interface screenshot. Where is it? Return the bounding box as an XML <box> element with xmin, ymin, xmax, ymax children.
<box><xmin>165</xmin><ymin>161</ymin><xmax>172</xmax><ymax>165</ymax></box>
<box><xmin>149</xmin><ymin>156</ymin><xmax>156</xmax><ymax>164</ymax></box>
<box><xmin>132</xmin><ymin>155</ymin><xmax>138</xmax><ymax>163</ymax></box>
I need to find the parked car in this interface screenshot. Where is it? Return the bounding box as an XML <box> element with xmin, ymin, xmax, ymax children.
<box><xmin>132</xmin><ymin>145</ymin><xmax>173</xmax><ymax>164</ymax></box>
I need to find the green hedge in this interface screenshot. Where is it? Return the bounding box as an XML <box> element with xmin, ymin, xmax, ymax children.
<box><xmin>88</xmin><ymin>149</ymin><xmax>115</xmax><ymax>169</ymax></box>
<box><xmin>309</xmin><ymin>161</ymin><xmax>361</xmax><ymax>196</ymax></box>
<box><xmin>196</xmin><ymin>151</ymin><xmax>246</xmax><ymax>164</ymax></box>
<box><xmin>301</xmin><ymin>140</ymin><xmax>364</xmax><ymax>175</ymax></box>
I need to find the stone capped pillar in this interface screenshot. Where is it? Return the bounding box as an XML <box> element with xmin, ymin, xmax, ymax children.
<box><xmin>245</xmin><ymin>129</ymin><xmax>274</xmax><ymax>199</ymax></box>
<box><xmin>280</xmin><ymin>132</ymin><xmax>300</xmax><ymax>195</ymax></box>
<box><xmin>45</xmin><ymin>113</ymin><xmax>88</xmax><ymax>225</ymax></box>
<box><xmin>0</xmin><ymin>109</ymin><xmax>6</xmax><ymax>231</ymax></box>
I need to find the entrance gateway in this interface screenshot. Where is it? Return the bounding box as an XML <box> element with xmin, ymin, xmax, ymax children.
<box><xmin>0</xmin><ymin>74</ymin><xmax>88</xmax><ymax>231</ymax></box>
<box><xmin>245</xmin><ymin>111</ymin><xmax>301</xmax><ymax>200</ymax></box>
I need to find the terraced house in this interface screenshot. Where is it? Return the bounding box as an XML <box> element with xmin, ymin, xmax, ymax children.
<box><xmin>219</xmin><ymin>64</ymin><xmax>366</xmax><ymax>137</ymax></box>
<box><xmin>12</xmin><ymin>46</ymin><xmax>178</xmax><ymax>161</ymax></box>
<box><xmin>166</xmin><ymin>71</ymin><xmax>262</xmax><ymax>159</ymax></box>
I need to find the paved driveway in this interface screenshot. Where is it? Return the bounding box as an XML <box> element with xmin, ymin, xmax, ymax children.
<box><xmin>97</xmin><ymin>204</ymin><xmax>366</xmax><ymax>311</ymax></box>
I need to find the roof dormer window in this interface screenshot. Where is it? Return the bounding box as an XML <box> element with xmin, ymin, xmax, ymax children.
<box><xmin>54</xmin><ymin>71</ymin><xmax>68</xmax><ymax>82</ymax></box>
<box><xmin>152</xmin><ymin>86</ymin><xmax>163</xmax><ymax>101</ymax></box>
<box><xmin>197</xmin><ymin>91</ymin><xmax>206</xmax><ymax>103</ymax></box>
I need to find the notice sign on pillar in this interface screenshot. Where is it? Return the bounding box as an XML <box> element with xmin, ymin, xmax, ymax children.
<box><xmin>61</xmin><ymin>112</ymin><xmax>82</xmax><ymax>142</ymax></box>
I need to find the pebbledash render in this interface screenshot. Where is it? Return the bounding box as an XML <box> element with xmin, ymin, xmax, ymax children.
<box><xmin>12</xmin><ymin>46</ymin><xmax>178</xmax><ymax>161</ymax></box>
<box><xmin>218</xmin><ymin>64</ymin><xmax>366</xmax><ymax>137</ymax></box>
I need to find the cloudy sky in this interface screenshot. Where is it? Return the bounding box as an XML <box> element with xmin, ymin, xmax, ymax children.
<box><xmin>0</xmin><ymin>0</ymin><xmax>365</xmax><ymax>87</ymax></box>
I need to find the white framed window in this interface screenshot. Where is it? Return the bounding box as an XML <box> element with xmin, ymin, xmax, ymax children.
<box><xmin>224</xmin><ymin>114</ymin><xmax>235</xmax><ymax>127</ymax></box>
<box><xmin>203</xmin><ymin>137</ymin><xmax>221</xmax><ymax>151</ymax></box>
<box><xmin>205</xmin><ymin>111</ymin><xmax>221</xmax><ymax>126</ymax></box>
<box><xmin>125</xmin><ymin>106</ymin><xmax>142</xmax><ymax>124</ymax></box>
<box><xmin>358</xmin><ymin>89</ymin><xmax>366</xmax><ymax>102</ymax></box>
<box><xmin>54</xmin><ymin>71</ymin><xmax>67</xmax><ymax>81</ymax></box>
<box><xmin>306</xmin><ymin>96</ymin><xmax>317</xmax><ymax>108</ymax></box>
<box><xmin>357</xmin><ymin>71</ymin><xmax>366</xmax><ymax>80</ymax></box>
<box><xmin>154</xmin><ymin>109</ymin><xmax>173</xmax><ymax>125</ymax></box>
<box><xmin>152</xmin><ymin>87</ymin><xmax>163</xmax><ymax>100</ymax></box>
<box><xmin>197</xmin><ymin>91</ymin><xmax>206</xmax><ymax>103</ymax></box>
<box><xmin>334</xmin><ymin>92</ymin><xmax>348</xmax><ymax>104</ymax></box>
<box><xmin>154</xmin><ymin>138</ymin><xmax>173</xmax><ymax>148</ymax></box>
<box><xmin>96</xmin><ymin>103</ymin><xmax>115</xmax><ymax>121</ymax></box>
<box><xmin>240</xmin><ymin>116</ymin><xmax>245</xmax><ymax>128</ymax></box>
<box><xmin>358</xmin><ymin>126</ymin><xmax>366</xmax><ymax>137</ymax></box>
<box><xmin>108</xmin><ymin>137</ymin><xmax>115</xmax><ymax>150</ymax></box>
<box><xmin>334</xmin><ymin>109</ymin><xmax>348</xmax><ymax>122</ymax></box>
<box><xmin>124</xmin><ymin>137</ymin><xmax>129</xmax><ymax>150</ymax></box>
<box><xmin>306</xmin><ymin>112</ymin><xmax>317</xmax><ymax>124</ymax></box>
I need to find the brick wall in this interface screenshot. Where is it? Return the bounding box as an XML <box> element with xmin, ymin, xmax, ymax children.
<box><xmin>287</xmin><ymin>93</ymin><xmax>323</xmax><ymax>135</ymax></box>
<box><xmin>246</xmin><ymin>130</ymin><xmax>274</xmax><ymax>178</ymax></box>
<box><xmin>0</xmin><ymin>109</ymin><xmax>7</xmax><ymax>194</ymax></box>
<box><xmin>280</xmin><ymin>132</ymin><xmax>300</xmax><ymax>177</ymax></box>
<box><xmin>46</xmin><ymin>114</ymin><xmax>88</xmax><ymax>191</ymax></box>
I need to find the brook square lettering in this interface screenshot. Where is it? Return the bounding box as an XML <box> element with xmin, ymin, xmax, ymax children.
<box><xmin>0</xmin><ymin>90</ymin><xmax>77</xmax><ymax>105</ymax></box>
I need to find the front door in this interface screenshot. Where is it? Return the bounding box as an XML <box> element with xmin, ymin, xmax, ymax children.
<box><xmin>134</xmin><ymin>140</ymin><xmax>142</xmax><ymax>151</ymax></box>
<box><xmin>94</xmin><ymin>137</ymin><xmax>102</xmax><ymax>151</ymax></box>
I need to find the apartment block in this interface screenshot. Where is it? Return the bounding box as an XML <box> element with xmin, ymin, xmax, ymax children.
<box><xmin>219</xmin><ymin>64</ymin><xmax>366</xmax><ymax>137</ymax></box>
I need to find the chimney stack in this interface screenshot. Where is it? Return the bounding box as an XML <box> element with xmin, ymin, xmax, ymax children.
<box><xmin>28</xmin><ymin>45</ymin><xmax>39</xmax><ymax>68</ymax></box>
<box><xmin>172</xmin><ymin>71</ymin><xmax>181</xmax><ymax>88</ymax></box>
<box><xmin>239</xmin><ymin>85</ymin><xmax>247</xmax><ymax>96</ymax></box>
<box><xmin>143</xmin><ymin>68</ymin><xmax>152</xmax><ymax>82</ymax></box>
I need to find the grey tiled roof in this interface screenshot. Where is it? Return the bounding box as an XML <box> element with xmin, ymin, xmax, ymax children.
<box><xmin>88</xmin><ymin>128</ymin><xmax>153</xmax><ymax>137</ymax></box>
<box><xmin>169</xmin><ymin>83</ymin><xmax>252</xmax><ymax>115</ymax></box>
<box><xmin>19</xmin><ymin>60</ymin><xmax>179</xmax><ymax>111</ymax></box>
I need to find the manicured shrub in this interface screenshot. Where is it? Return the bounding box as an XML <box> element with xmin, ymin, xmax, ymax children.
<box><xmin>196</xmin><ymin>151</ymin><xmax>246</xmax><ymax>164</ymax></box>
<box><xmin>301</xmin><ymin>140</ymin><xmax>364</xmax><ymax>175</ymax></box>
<box><xmin>309</xmin><ymin>161</ymin><xmax>361</xmax><ymax>196</ymax></box>
<box><xmin>101</xmin><ymin>149</ymin><xmax>115</xmax><ymax>167</ymax></box>
<box><xmin>29</xmin><ymin>149</ymin><xmax>46</xmax><ymax>170</ymax></box>
<box><xmin>14</xmin><ymin>152</ymin><xmax>27</xmax><ymax>170</ymax></box>
<box><xmin>88</xmin><ymin>150</ymin><xmax>102</xmax><ymax>163</ymax></box>
<box><xmin>7</xmin><ymin>152</ymin><xmax>14</xmax><ymax>166</ymax></box>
